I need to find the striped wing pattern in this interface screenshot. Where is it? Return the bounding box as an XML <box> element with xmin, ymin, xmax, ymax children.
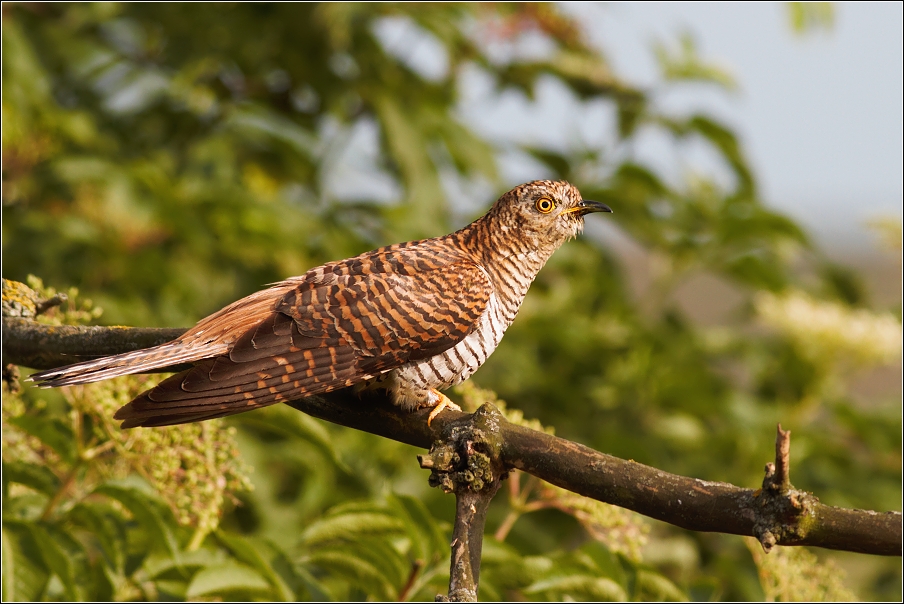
<box><xmin>114</xmin><ymin>248</ymin><xmax>493</xmax><ymax>427</ymax></box>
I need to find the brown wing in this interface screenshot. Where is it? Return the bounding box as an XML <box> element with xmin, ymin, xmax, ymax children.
<box><xmin>115</xmin><ymin>256</ymin><xmax>493</xmax><ymax>427</ymax></box>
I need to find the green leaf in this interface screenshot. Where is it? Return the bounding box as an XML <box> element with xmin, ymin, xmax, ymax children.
<box><xmin>435</xmin><ymin>119</ymin><xmax>498</xmax><ymax>181</ymax></box>
<box><xmin>305</xmin><ymin>550</ymin><xmax>396</xmax><ymax>601</ymax></box>
<box><xmin>154</xmin><ymin>579</ymin><xmax>189</xmax><ymax>600</ymax></box>
<box><xmin>387</xmin><ymin>492</ymin><xmax>446</xmax><ymax>563</ymax></box>
<box><xmin>242</xmin><ymin>405</ymin><xmax>349</xmax><ymax>472</ymax></box>
<box><xmin>290</xmin><ymin>559</ymin><xmax>335</xmax><ymax>602</ymax></box>
<box><xmin>300</xmin><ymin>510</ymin><xmax>405</xmax><ymax>546</ymax></box>
<box><xmin>1</xmin><ymin>528</ymin><xmax>12</xmax><ymax>601</ymax></box>
<box><xmin>654</xmin><ymin>32</ymin><xmax>737</xmax><ymax>89</ymax></box>
<box><xmin>143</xmin><ymin>547</ymin><xmax>223</xmax><ymax>580</ymax></box>
<box><xmin>525</xmin><ymin>574</ymin><xmax>628</xmax><ymax>601</ymax></box>
<box><xmin>68</xmin><ymin>502</ymin><xmax>127</xmax><ymax>573</ymax></box>
<box><xmin>8</xmin><ymin>416</ymin><xmax>76</xmax><ymax>464</ymax></box>
<box><xmin>548</xmin><ymin>49</ymin><xmax>620</xmax><ymax>97</ymax></box>
<box><xmin>87</xmin><ymin>555</ymin><xmax>115</xmax><ymax>601</ymax></box>
<box><xmin>525</xmin><ymin>148</ymin><xmax>572</xmax><ymax>180</ymax></box>
<box><xmin>2</xmin><ymin>461</ymin><xmax>61</xmax><ymax>497</ymax></box>
<box><xmin>372</xmin><ymin>93</ymin><xmax>445</xmax><ymax>237</ymax></box>
<box><xmin>581</xmin><ymin>542</ymin><xmax>629</xmax><ymax>591</ymax></box>
<box><xmin>616</xmin><ymin>92</ymin><xmax>647</xmax><ymax>138</ymax></box>
<box><xmin>227</xmin><ymin>107</ymin><xmax>319</xmax><ymax>160</ymax></box>
<box><xmin>635</xmin><ymin>569</ymin><xmax>689</xmax><ymax>602</ymax></box>
<box><xmin>787</xmin><ymin>2</ymin><xmax>834</xmax><ymax>35</ymax></box>
<box><xmin>2</xmin><ymin>524</ymin><xmax>50</xmax><ymax>602</ymax></box>
<box><xmin>685</xmin><ymin>115</ymin><xmax>754</xmax><ymax>195</ymax></box>
<box><xmin>93</xmin><ymin>480</ymin><xmax>181</xmax><ymax>559</ymax></box>
<box><xmin>215</xmin><ymin>531</ymin><xmax>295</xmax><ymax>601</ymax></box>
<box><xmin>26</xmin><ymin>522</ymin><xmax>88</xmax><ymax>601</ymax></box>
<box><xmin>339</xmin><ymin>538</ymin><xmax>409</xmax><ymax>589</ymax></box>
<box><xmin>186</xmin><ymin>562</ymin><xmax>273</xmax><ymax>598</ymax></box>
<box><xmin>477</xmin><ymin>541</ymin><xmax>525</xmax><ymax>599</ymax></box>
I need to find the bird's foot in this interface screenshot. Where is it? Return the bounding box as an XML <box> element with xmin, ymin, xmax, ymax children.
<box><xmin>426</xmin><ymin>389</ymin><xmax>461</xmax><ymax>426</ymax></box>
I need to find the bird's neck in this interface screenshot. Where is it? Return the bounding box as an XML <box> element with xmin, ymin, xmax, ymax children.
<box><xmin>454</xmin><ymin>212</ymin><xmax>557</xmax><ymax>312</ymax></box>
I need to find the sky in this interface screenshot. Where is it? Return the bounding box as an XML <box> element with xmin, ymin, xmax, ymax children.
<box><xmin>545</xmin><ymin>3</ymin><xmax>903</xmax><ymax>252</ymax></box>
<box><xmin>584</xmin><ymin>2</ymin><xmax>902</xmax><ymax>252</ymax></box>
<box><xmin>338</xmin><ymin>3</ymin><xmax>903</xmax><ymax>254</ymax></box>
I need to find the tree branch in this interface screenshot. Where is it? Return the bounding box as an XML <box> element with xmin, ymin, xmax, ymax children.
<box><xmin>3</xmin><ymin>318</ymin><xmax>901</xmax><ymax>557</ymax></box>
<box><xmin>3</xmin><ymin>317</ymin><xmax>187</xmax><ymax>371</ymax></box>
<box><xmin>418</xmin><ymin>404</ymin><xmax>508</xmax><ymax>600</ymax></box>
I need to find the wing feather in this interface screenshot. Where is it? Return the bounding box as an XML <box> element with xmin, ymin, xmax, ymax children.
<box><xmin>115</xmin><ymin>249</ymin><xmax>494</xmax><ymax>427</ymax></box>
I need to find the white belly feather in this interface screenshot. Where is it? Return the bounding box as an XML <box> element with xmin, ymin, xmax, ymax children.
<box><xmin>390</xmin><ymin>294</ymin><xmax>510</xmax><ymax>409</ymax></box>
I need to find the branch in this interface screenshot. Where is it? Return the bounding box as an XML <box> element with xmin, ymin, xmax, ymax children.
<box><xmin>418</xmin><ymin>405</ymin><xmax>508</xmax><ymax>601</ymax></box>
<box><xmin>3</xmin><ymin>317</ymin><xmax>187</xmax><ymax>371</ymax></box>
<box><xmin>3</xmin><ymin>318</ymin><xmax>901</xmax><ymax>557</ymax></box>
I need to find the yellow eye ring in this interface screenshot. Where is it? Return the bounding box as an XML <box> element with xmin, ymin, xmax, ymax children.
<box><xmin>535</xmin><ymin>197</ymin><xmax>555</xmax><ymax>214</ymax></box>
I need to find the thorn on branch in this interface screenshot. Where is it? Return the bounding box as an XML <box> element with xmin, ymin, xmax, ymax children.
<box><xmin>774</xmin><ymin>423</ymin><xmax>791</xmax><ymax>491</ymax></box>
<box><xmin>759</xmin><ymin>530</ymin><xmax>777</xmax><ymax>552</ymax></box>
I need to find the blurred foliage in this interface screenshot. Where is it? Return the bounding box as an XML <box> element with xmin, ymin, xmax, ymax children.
<box><xmin>654</xmin><ymin>33</ymin><xmax>737</xmax><ymax>90</ymax></box>
<box><xmin>2</xmin><ymin>3</ymin><xmax>901</xmax><ymax>601</ymax></box>
<box><xmin>869</xmin><ymin>215</ymin><xmax>904</xmax><ymax>255</ymax></box>
<box><xmin>746</xmin><ymin>537</ymin><xmax>855</xmax><ymax>602</ymax></box>
<box><xmin>787</xmin><ymin>2</ymin><xmax>836</xmax><ymax>36</ymax></box>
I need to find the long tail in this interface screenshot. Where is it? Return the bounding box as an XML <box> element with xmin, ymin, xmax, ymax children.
<box><xmin>28</xmin><ymin>341</ymin><xmax>225</xmax><ymax>388</ymax></box>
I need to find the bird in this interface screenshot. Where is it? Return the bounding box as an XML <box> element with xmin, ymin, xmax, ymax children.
<box><xmin>29</xmin><ymin>180</ymin><xmax>611</xmax><ymax>428</ymax></box>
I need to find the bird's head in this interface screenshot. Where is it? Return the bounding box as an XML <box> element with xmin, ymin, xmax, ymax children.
<box><xmin>489</xmin><ymin>180</ymin><xmax>612</xmax><ymax>252</ymax></box>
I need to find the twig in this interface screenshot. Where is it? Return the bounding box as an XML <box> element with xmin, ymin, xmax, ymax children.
<box><xmin>35</xmin><ymin>293</ymin><xmax>68</xmax><ymax>316</ymax></box>
<box><xmin>773</xmin><ymin>423</ymin><xmax>791</xmax><ymax>491</ymax></box>
<box><xmin>397</xmin><ymin>559</ymin><xmax>423</xmax><ymax>602</ymax></box>
<box><xmin>752</xmin><ymin>423</ymin><xmax>808</xmax><ymax>553</ymax></box>
<box><xmin>39</xmin><ymin>464</ymin><xmax>80</xmax><ymax>521</ymax></box>
<box><xmin>494</xmin><ymin>473</ymin><xmax>544</xmax><ymax>542</ymax></box>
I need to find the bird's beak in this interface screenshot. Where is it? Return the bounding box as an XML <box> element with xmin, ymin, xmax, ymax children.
<box><xmin>563</xmin><ymin>200</ymin><xmax>613</xmax><ymax>216</ymax></box>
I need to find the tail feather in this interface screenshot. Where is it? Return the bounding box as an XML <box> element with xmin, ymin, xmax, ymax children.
<box><xmin>113</xmin><ymin>370</ymin><xmax>297</xmax><ymax>428</ymax></box>
<box><xmin>117</xmin><ymin>406</ymin><xmax>264</xmax><ymax>428</ymax></box>
<box><xmin>28</xmin><ymin>341</ymin><xmax>227</xmax><ymax>388</ymax></box>
<box><xmin>111</xmin><ymin>354</ymin><xmax>371</xmax><ymax>428</ymax></box>
<box><xmin>28</xmin><ymin>281</ymin><xmax>302</xmax><ymax>389</ymax></box>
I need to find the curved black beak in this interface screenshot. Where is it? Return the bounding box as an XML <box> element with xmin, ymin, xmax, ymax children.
<box><xmin>576</xmin><ymin>200</ymin><xmax>613</xmax><ymax>215</ymax></box>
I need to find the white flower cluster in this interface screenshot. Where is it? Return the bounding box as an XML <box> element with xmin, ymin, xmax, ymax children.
<box><xmin>867</xmin><ymin>216</ymin><xmax>903</xmax><ymax>252</ymax></box>
<box><xmin>755</xmin><ymin>290</ymin><xmax>902</xmax><ymax>366</ymax></box>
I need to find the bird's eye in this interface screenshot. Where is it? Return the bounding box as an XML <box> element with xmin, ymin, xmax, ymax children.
<box><xmin>535</xmin><ymin>197</ymin><xmax>555</xmax><ymax>214</ymax></box>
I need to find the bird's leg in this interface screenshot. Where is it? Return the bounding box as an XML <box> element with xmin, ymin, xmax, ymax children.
<box><xmin>427</xmin><ymin>389</ymin><xmax>461</xmax><ymax>426</ymax></box>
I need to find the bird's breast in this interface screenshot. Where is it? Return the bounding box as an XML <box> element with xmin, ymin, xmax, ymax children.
<box><xmin>393</xmin><ymin>293</ymin><xmax>511</xmax><ymax>392</ymax></box>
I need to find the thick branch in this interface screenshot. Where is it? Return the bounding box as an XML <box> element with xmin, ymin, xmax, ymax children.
<box><xmin>418</xmin><ymin>405</ymin><xmax>508</xmax><ymax>601</ymax></box>
<box><xmin>3</xmin><ymin>320</ymin><xmax>901</xmax><ymax>557</ymax></box>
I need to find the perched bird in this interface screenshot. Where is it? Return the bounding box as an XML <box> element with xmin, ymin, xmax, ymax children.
<box><xmin>30</xmin><ymin>180</ymin><xmax>611</xmax><ymax>428</ymax></box>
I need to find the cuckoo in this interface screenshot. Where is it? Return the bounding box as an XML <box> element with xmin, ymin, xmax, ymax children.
<box><xmin>30</xmin><ymin>180</ymin><xmax>611</xmax><ymax>428</ymax></box>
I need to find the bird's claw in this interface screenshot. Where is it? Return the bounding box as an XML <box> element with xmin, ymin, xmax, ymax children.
<box><xmin>427</xmin><ymin>390</ymin><xmax>461</xmax><ymax>426</ymax></box>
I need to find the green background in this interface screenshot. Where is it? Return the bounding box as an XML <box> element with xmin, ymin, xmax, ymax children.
<box><xmin>3</xmin><ymin>4</ymin><xmax>900</xmax><ymax>601</ymax></box>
